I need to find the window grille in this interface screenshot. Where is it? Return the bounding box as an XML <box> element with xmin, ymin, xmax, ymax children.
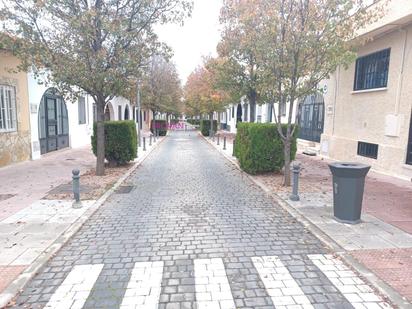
<box><xmin>354</xmin><ymin>49</ymin><xmax>390</xmax><ymax>91</ymax></box>
<box><xmin>357</xmin><ymin>141</ymin><xmax>378</xmax><ymax>159</ymax></box>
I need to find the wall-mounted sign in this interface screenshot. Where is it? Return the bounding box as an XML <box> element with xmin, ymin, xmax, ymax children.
<box><xmin>327</xmin><ymin>105</ymin><xmax>334</xmax><ymax>115</ymax></box>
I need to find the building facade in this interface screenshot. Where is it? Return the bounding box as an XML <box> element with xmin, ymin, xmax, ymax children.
<box><xmin>221</xmin><ymin>97</ymin><xmax>296</xmax><ymax>134</ymax></box>
<box><xmin>0</xmin><ymin>51</ymin><xmax>31</xmax><ymax>167</ymax></box>
<box><xmin>103</xmin><ymin>97</ymin><xmax>132</xmax><ymax>122</ymax></box>
<box><xmin>320</xmin><ymin>0</ymin><xmax>412</xmax><ymax>179</ymax></box>
<box><xmin>0</xmin><ymin>53</ymin><xmax>140</xmax><ymax>167</ymax></box>
<box><xmin>28</xmin><ymin>73</ymin><xmax>95</xmax><ymax>160</ymax></box>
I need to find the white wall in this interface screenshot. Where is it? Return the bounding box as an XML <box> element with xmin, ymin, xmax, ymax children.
<box><xmin>223</xmin><ymin>99</ymin><xmax>298</xmax><ymax>134</ymax></box>
<box><xmin>109</xmin><ymin>97</ymin><xmax>132</xmax><ymax>121</ymax></box>
<box><xmin>27</xmin><ymin>72</ymin><xmax>94</xmax><ymax>160</ymax></box>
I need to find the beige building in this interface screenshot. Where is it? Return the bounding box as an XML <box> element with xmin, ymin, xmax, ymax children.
<box><xmin>319</xmin><ymin>0</ymin><xmax>412</xmax><ymax>180</ymax></box>
<box><xmin>0</xmin><ymin>50</ymin><xmax>31</xmax><ymax>167</ymax></box>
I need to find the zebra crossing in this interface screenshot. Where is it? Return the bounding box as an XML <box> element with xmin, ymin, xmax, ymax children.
<box><xmin>43</xmin><ymin>255</ymin><xmax>391</xmax><ymax>309</ymax></box>
<box><xmin>44</xmin><ymin>264</ymin><xmax>104</xmax><ymax>309</ymax></box>
<box><xmin>194</xmin><ymin>258</ymin><xmax>236</xmax><ymax>309</ymax></box>
<box><xmin>120</xmin><ymin>261</ymin><xmax>164</xmax><ymax>309</ymax></box>
<box><xmin>252</xmin><ymin>256</ymin><xmax>313</xmax><ymax>308</ymax></box>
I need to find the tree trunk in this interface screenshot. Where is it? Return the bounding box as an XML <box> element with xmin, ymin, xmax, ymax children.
<box><xmin>267</xmin><ymin>102</ymin><xmax>274</xmax><ymax>123</ymax></box>
<box><xmin>283</xmin><ymin>139</ymin><xmax>291</xmax><ymax>186</ymax></box>
<box><xmin>209</xmin><ymin>112</ymin><xmax>214</xmax><ymax>137</ymax></box>
<box><xmin>152</xmin><ymin>110</ymin><xmax>157</xmax><ymax>136</ymax></box>
<box><xmin>96</xmin><ymin>99</ymin><xmax>105</xmax><ymax>176</ymax></box>
<box><xmin>249</xmin><ymin>90</ymin><xmax>257</xmax><ymax>123</ymax></box>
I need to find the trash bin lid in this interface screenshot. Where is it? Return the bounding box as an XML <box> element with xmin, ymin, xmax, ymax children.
<box><xmin>328</xmin><ymin>162</ymin><xmax>371</xmax><ymax>178</ymax></box>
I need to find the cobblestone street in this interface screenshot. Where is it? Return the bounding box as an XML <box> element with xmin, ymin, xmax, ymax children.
<box><xmin>11</xmin><ymin>132</ymin><xmax>393</xmax><ymax>309</ymax></box>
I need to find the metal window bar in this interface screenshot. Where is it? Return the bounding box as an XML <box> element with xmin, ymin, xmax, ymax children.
<box><xmin>357</xmin><ymin>141</ymin><xmax>378</xmax><ymax>159</ymax></box>
<box><xmin>354</xmin><ymin>49</ymin><xmax>390</xmax><ymax>91</ymax></box>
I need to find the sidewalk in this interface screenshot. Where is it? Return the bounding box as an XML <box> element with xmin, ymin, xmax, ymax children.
<box><xmin>207</xmin><ymin>131</ymin><xmax>412</xmax><ymax>304</ymax></box>
<box><xmin>0</xmin><ymin>132</ymin><xmax>163</xmax><ymax>307</ymax></box>
<box><xmin>0</xmin><ymin>147</ymin><xmax>95</xmax><ymax>221</ymax></box>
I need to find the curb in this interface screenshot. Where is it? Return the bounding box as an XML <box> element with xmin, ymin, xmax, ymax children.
<box><xmin>0</xmin><ymin>136</ymin><xmax>166</xmax><ymax>309</ymax></box>
<box><xmin>200</xmin><ymin>133</ymin><xmax>412</xmax><ymax>309</ymax></box>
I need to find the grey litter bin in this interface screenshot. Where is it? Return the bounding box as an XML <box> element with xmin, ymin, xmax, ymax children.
<box><xmin>328</xmin><ymin>162</ymin><xmax>371</xmax><ymax>224</ymax></box>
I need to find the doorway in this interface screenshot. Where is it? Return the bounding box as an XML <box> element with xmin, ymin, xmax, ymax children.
<box><xmin>236</xmin><ymin>103</ymin><xmax>242</xmax><ymax>126</ymax></box>
<box><xmin>298</xmin><ymin>93</ymin><xmax>325</xmax><ymax>143</ymax></box>
<box><xmin>38</xmin><ymin>89</ymin><xmax>69</xmax><ymax>154</ymax></box>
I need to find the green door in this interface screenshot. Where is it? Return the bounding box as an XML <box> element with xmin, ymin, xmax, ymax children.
<box><xmin>46</xmin><ymin>97</ymin><xmax>58</xmax><ymax>152</ymax></box>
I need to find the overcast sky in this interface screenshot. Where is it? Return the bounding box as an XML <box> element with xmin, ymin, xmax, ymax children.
<box><xmin>156</xmin><ymin>0</ymin><xmax>223</xmax><ymax>85</ymax></box>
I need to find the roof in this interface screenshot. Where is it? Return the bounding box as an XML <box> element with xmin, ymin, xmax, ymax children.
<box><xmin>358</xmin><ymin>0</ymin><xmax>412</xmax><ymax>39</ymax></box>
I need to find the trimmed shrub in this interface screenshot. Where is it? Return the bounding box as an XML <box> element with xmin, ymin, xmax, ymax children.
<box><xmin>234</xmin><ymin>123</ymin><xmax>298</xmax><ymax>174</ymax></box>
<box><xmin>91</xmin><ymin>120</ymin><xmax>137</xmax><ymax>165</ymax></box>
<box><xmin>150</xmin><ymin>119</ymin><xmax>168</xmax><ymax>136</ymax></box>
<box><xmin>186</xmin><ymin>119</ymin><xmax>201</xmax><ymax>126</ymax></box>
<box><xmin>200</xmin><ymin>120</ymin><xmax>218</xmax><ymax>136</ymax></box>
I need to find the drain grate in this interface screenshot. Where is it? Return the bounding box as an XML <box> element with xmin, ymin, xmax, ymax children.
<box><xmin>115</xmin><ymin>186</ymin><xmax>134</xmax><ymax>194</ymax></box>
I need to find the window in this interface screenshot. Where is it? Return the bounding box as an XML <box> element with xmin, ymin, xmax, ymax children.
<box><xmin>280</xmin><ymin>97</ymin><xmax>286</xmax><ymax>116</ymax></box>
<box><xmin>256</xmin><ymin>105</ymin><xmax>262</xmax><ymax>123</ymax></box>
<box><xmin>357</xmin><ymin>141</ymin><xmax>378</xmax><ymax>159</ymax></box>
<box><xmin>0</xmin><ymin>85</ymin><xmax>17</xmax><ymax>132</ymax></box>
<box><xmin>354</xmin><ymin>48</ymin><xmax>390</xmax><ymax>91</ymax></box>
<box><xmin>78</xmin><ymin>96</ymin><xmax>86</xmax><ymax>124</ymax></box>
<box><xmin>143</xmin><ymin>110</ymin><xmax>146</xmax><ymax>121</ymax></box>
<box><xmin>232</xmin><ymin>106</ymin><xmax>234</xmax><ymax>118</ymax></box>
<box><xmin>118</xmin><ymin>106</ymin><xmax>122</xmax><ymax>120</ymax></box>
<box><xmin>267</xmin><ymin>104</ymin><xmax>273</xmax><ymax>122</ymax></box>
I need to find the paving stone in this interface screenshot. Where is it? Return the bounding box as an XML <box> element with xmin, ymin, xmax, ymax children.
<box><xmin>9</xmin><ymin>132</ymin><xmax>394</xmax><ymax>309</ymax></box>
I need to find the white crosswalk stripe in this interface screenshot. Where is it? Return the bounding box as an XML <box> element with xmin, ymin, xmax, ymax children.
<box><xmin>120</xmin><ymin>261</ymin><xmax>164</xmax><ymax>309</ymax></box>
<box><xmin>194</xmin><ymin>258</ymin><xmax>236</xmax><ymax>309</ymax></box>
<box><xmin>308</xmin><ymin>254</ymin><xmax>392</xmax><ymax>309</ymax></box>
<box><xmin>44</xmin><ymin>264</ymin><xmax>104</xmax><ymax>309</ymax></box>
<box><xmin>252</xmin><ymin>256</ymin><xmax>314</xmax><ymax>308</ymax></box>
<box><xmin>41</xmin><ymin>256</ymin><xmax>395</xmax><ymax>309</ymax></box>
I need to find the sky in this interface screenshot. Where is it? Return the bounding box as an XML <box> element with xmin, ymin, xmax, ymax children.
<box><xmin>156</xmin><ymin>0</ymin><xmax>223</xmax><ymax>85</ymax></box>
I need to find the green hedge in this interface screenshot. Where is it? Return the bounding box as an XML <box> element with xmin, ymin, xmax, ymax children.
<box><xmin>186</xmin><ymin>119</ymin><xmax>200</xmax><ymax>126</ymax></box>
<box><xmin>150</xmin><ymin>119</ymin><xmax>168</xmax><ymax>136</ymax></box>
<box><xmin>200</xmin><ymin>120</ymin><xmax>218</xmax><ymax>136</ymax></box>
<box><xmin>91</xmin><ymin>121</ymin><xmax>137</xmax><ymax>165</ymax></box>
<box><xmin>234</xmin><ymin>123</ymin><xmax>297</xmax><ymax>174</ymax></box>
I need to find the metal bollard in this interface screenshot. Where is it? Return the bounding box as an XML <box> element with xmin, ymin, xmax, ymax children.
<box><xmin>217</xmin><ymin>135</ymin><xmax>220</xmax><ymax>145</ymax></box>
<box><xmin>223</xmin><ymin>136</ymin><xmax>227</xmax><ymax>150</ymax></box>
<box><xmin>143</xmin><ymin>137</ymin><xmax>146</xmax><ymax>151</ymax></box>
<box><xmin>232</xmin><ymin>139</ymin><xmax>236</xmax><ymax>156</ymax></box>
<box><xmin>72</xmin><ymin>169</ymin><xmax>82</xmax><ymax>208</ymax></box>
<box><xmin>289</xmin><ymin>164</ymin><xmax>301</xmax><ymax>201</ymax></box>
<box><xmin>149</xmin><ymin>135</ymin><xmax>152</xmax><ymax>146</ymax></box>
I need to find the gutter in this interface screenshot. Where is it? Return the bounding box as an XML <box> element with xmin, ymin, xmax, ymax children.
<box><xmin>395</xmin><ymin>28</ymin><xmax>408</xmax><ymax>115</ymax></box>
